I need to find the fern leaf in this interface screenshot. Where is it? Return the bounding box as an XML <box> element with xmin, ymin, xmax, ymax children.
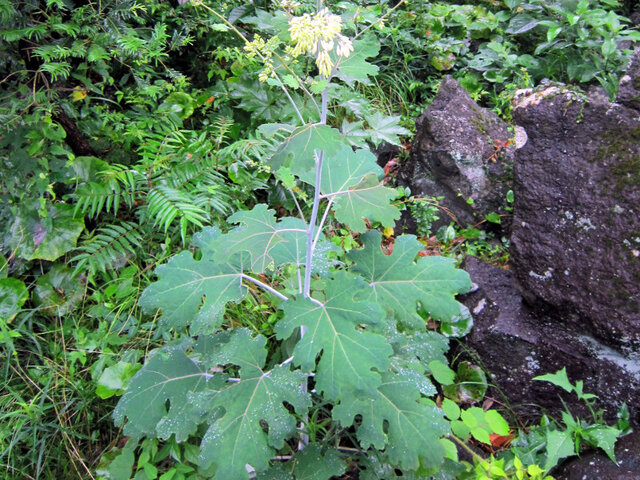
<box><xmin>72</xmin><ymin>221</ymin><xmax>143</xmax><ymax>275</ymax></box>
<box><xmin>146</xmin><ymin>185</ymin><xmax>208</xmax><ymax>238</ymax></box>
<box><xmin>73</xmin><ymin>181</ymin><xmax>123</xmax><ymax>218</ymax></box>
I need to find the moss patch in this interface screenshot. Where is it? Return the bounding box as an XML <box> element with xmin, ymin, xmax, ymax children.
<box><xmin>591</xmin><ymin>127</ymin><xmax>640</xmax><ymax>190</ymax></box>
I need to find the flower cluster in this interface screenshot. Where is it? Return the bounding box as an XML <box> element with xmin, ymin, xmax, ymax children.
<box><xmin>244</xmin><ymin>35</ymin><xmax>280</xmax><ymax>82</ymax></box>
<box><xmin>288</xmin><ymin>8</ymin><xmax>353</xmax><ymax>77</ymax></box>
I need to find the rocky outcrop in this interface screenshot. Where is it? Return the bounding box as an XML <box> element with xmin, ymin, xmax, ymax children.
<box><xmin>510</xmin><ymin>73</ymin><xmax>640</xmax><ymax>347</ymax></box>
<box><xmin>398</xmin><ymin>76</ymin><xmax>515</xmax><ymax>232</ymax></box>
<box><xmin>402</xmin><ymin>50</ymin><xmax>640</xmax><ymax>435</ymax></box>
<box><xmin>460</xmin><ymin>256</ymin><xmax>640</xmax><ymax>428</ymax></box>
<box><xmin>618</xmin><ymin>48</ymin><xmax>640</xmax><ymax>110</ymax></box>
<box><xmin>555</xmin><ymin>431</ymin><xmax>640</xmax><ymax>480</ymax></box>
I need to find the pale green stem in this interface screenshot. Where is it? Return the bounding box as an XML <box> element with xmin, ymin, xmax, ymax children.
<box><xmin>303</xmin><ymin>149</ymin><xmax>324</xmax><ymax>299</ymax></box>
<box><xmin>288</xmin><ymin>187</ymin><xmax>306</xmax><ymax>223</ymax></box>
<box><xmin>311</xmin><ymin>198</ymin><xmax>333</xmax><ymax>252</ymax></box>
<box><xmin>240</xmin><ymin>273</ymin><xmax>289</xmax><ymax>302</ymax></box>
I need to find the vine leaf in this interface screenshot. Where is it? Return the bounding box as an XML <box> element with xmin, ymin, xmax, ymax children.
<box><xmin>270</xmin><ymin>124</ymin><xmax>344</xmax><ymax>182</ymax></box>
<box><xmin>198</xmin><ymin>330</ymin><xmax>310</xmax><ymax>480</ymax></box>
<box><xmin>333</xmin><ymin>372</ymin><xmax>449</xmax><ymax>471</ymax></box>
<box><xmin>275</xmin><ymin>272</ymin><xmax>391</xmax><ymax>400</ymax></box>
<box><xmin>334</xmin><ymin>35</ymin><xmax>380</xmax><ymax>86</ymax></box>
<box><xmin>332</xmin><ymin>174</ymin><xmax>401</xmax><ymax>233</ymax></box>
<box><xmin>138</xmin><ymin>249</ymin><xmax>246</xmax><ymax>334</ymax></box>
<box><xmin>113</xmin><ymin>339</ymin><xmax>210</xmax><ymax>442</ymax></box>
<box><xmin>349</xmin><ymin>231</ymin><xmax>472</xmax><ymax>330</ymax></box>
<box><xmin>223</xmin><ymin>204</ymin><xmax>308</xmax><ymax>273</ymax></box>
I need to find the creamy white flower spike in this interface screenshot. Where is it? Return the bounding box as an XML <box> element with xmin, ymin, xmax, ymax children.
<box><xmin>288</xmin><ymin>7</ymin><xmax>353</xmax><ymax>77</ymax></box>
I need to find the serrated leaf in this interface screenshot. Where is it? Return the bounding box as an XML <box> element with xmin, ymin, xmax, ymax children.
<box><xmin>584</xmin><ymin>425</ymin><xmax>620</xmax><ymax>462</ymax></box>
<box><xmin>320</xmin><ymin>147</ymin><xmax>399</xmax><ymax>233</ymax></box>
<box><xmin>364</xmin><ymin>112</ymin><xmax>410</xmax><ymax>147</ymax></box>
<box><xmin>282</xmin><ymin>74</ymin><xmax>299</xmax><ymax>89</ymax></box>
<box><xmin>543</xmin><ymin>429</ymin><xmax>575</xmax><ymax>471</ymax></box>
<box><xmin>332</xmin><ymin>174</ymin><xmax>400</xmax><ymax>233</ymax></box>
<box><xmin>310</xmin><ymin>79</ymin><xmax>329</xmax><ymax>94</ymax></box>
<box><xmin>386</xmin><ymin>326</ymin><xmax>447</xmax><ymax>396</ymax></box>
<box><xmin>270</xmin><ymin>124</ymin><xmax>345</xmax><ymax>182</ymax></box>
<box><xmin>198</xmin><ymin>330</ymin><xmax>310</xmax><ymax>479</ymax></box>
<box><xmin>229</xmin><ymin>79</ymin><xmax>287</xmax><ymax>122</ymax></box>
<box><xmin>349</xmin><ymin>231</ymin><xmax>472</xmax><ymax>330</ymax></box>
<box><xmin>340</xmin><ymin>119</ymin><xmax>369</xmax><ymax>148</ymax></box>
<box><xmin>334</xmin><ymin>372</ymin><xmax>449</xmax><ymax>470</ymax></box>
<box><xmin>276</xmin><ymin>272</ymin><xmax>391</xmax><ymax>400</ymax></box>
<box><xmin>334</xmin><ymin>35</ymin><xmax>380</xmax><ymax>86</ymax></box>
<box><xmin>138</xmin><ymin>250</ymin><xmax>246</xmax><ymax>334</ymax></box>
<box><xmin>113</xmin><ymin>340</ymin><xmax>209</xmax><ymax>441</ymax></box>
<box><xmin>292</xmin><ymin>444</ymin><xmax>346</xmax><ymax>480</ymax></box>
<box><xmin>223</xmin><ymin>204</ymin><xmax>308</xmax><ymax>273</ymax></box>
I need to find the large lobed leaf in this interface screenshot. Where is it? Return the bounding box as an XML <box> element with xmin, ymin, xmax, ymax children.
<box><xmin>115</xmin><ymin>330</ymin><xmax>310</xmax><ymax>480</ymax></box>
<box><xmin>275</xmin><ymin>272</ymin><xmax>392</xmax><ymax>400</ymax></box>
<box><xmin>223</xmin><ymin>204</ymin><xmax>308</xmax><ymax>273</ymax></box>
<box><xmin>334</xmin><ymin>372</ymin><xmax>449</xmax><ymax>471</ymax></box>
<box><xmin>334</xmin><ymin>35</ymin><xmax>380</xmax><ymax>86</ymax></box>
<box><xmin>138</xmin><ymin>248</ymin><xmax>247</xmax><ymax>334</ymax></box>
<box><xmin>113</xmin><ymin>339</ymin><xmax>212</xmax><ymax>441</ymax></box>
<box><xmin>270</xmin><ymin>124</ymin><xmax>344</xmax><ymax>182</ymax></box>
<box><xmin>321</xmin><ymin>147</ymin><xmax>400</xmax><ymax>232</ymax></box>
<box><xmin>349</xmin><ymin>231</ymin><xmax>473</xmax><ymax>330</ymax></box>
<box><xmin>332</xmin><ymin>174</ymin><xmax>400</xmax><ymax>233</ymax></box>
<box><xmin>197</xmin><ymin>330</ymin><xmax>310</xmax><ymax>479</ymax></box>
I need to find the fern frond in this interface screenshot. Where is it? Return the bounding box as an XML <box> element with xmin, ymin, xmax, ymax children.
<box><xmin>74</xmin><ymin>181</ymin><xmax>124</xmax><ymax>218</ymax></box>
<box><xmin>146</xmin><ymin>185</ymin><xmax>208</xmax><ymax>240</ymax></box>
<box><xmin>218</xmin><ymin>137</ymin><xmax>271</xmax><ymax>166</ymax></box>
<box><xmin>210</xmin><ymin>115</ymin><xmax>234</xmax><ymax>148</ymax></box>
<box><xmin>72</xmin><ymin>221</ymin><xmax>143</xmax><ymax>275</ymax></box>
<box><xmin>167</xmin><ymin>161</ymin><xmax>233</xmax><ymax>215</ymax></box>
<box><xmin>73</xmin><ymin>165</ymin><xmax>142</xmax><ymax>218</ymax></box>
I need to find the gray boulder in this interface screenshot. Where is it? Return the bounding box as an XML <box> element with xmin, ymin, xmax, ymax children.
<box><xmin>618</xmin><ymin>48</ymin><xmax>640</xmax><ymax>110</ymax></box>
<box><xmin>398</xmin><ymin>76</ymin><xmax>515</xmax><ymax>233</ymax></box>
<box><xmin>555</xmin><ymin>431</ymin><xmax>640</xmax><ymax>480</ymax></box>
<box><xmin>510</xmin><ymin>74</ymin><xmax>640</xmax><ymax>347</ymax></box>
<box><xmin>460</xmin><ymin>256</ymin><xmax>640</xmax><ymax>428</ymax></box>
